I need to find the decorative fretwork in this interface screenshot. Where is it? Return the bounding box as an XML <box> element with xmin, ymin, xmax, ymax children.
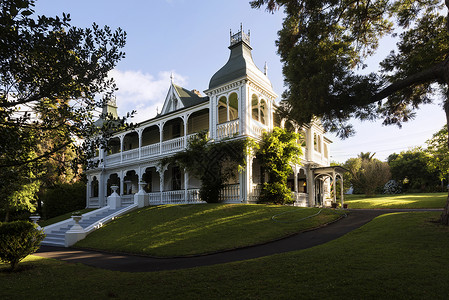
<box><xmin>230</xmin><ymin>24</ymin><xmax>250</xmax><ymax>46</ymax></box>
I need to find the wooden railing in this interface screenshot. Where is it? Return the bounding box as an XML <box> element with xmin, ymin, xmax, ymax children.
<box><xmin>141</xmin><ymin>144</ymin><xmax>159</xmax><ymax>158</ymax></box>
<box><xmin>216</xmin><ymin>120</ymin><xmax>239</xmax><ymax>140</ymax></box>
<box><xmin>220</xmin><ymin>184</ymin><xmax>240</xmax><ymax>203</ymax></box>
<box><xmin>162</xmin><ymin>137</ymin><xmax>185</xmax><ymax>154</ymax></box>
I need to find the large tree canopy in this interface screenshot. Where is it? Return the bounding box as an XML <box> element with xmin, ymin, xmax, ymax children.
<box><xmin>251</xmin><ymin>0</ymin><xmax>449</xmax><ymax>137</ymax></box>
<box><xmin>251</xmin><ymin>0</ymin><xmax>449</xmax><ymax>223</ymax></box>
<box><xmin>0</xmin><ymin>0</ymin><xmax>127</xmax><ymax>217</ymax></box>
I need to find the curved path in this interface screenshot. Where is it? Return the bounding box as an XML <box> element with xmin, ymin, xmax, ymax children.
<box><xmin>35</xmin><ymin>209</ymin><xmax>439</xmax><ymax>272</ymax></box>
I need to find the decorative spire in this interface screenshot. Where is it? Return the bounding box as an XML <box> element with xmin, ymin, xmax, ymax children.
<box><xmin>264</xmin><ymin>62</ymin><xmax>268</xmax><ymax>76</ymax></box>
<box><xmin>170</xmin><ymin>72</ymin><xmax>174</xmax><ymax>84</ymax></box>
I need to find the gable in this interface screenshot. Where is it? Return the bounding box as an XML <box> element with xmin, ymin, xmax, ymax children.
<box><xmin>160</xmin><ymin>84</ymin><xmax>184</xmax><ymax>115</ymax></box>
<box><xmin>160</xmin><ymin>84</ymin><xmax>209</xmax><ymax>116</ymax></box>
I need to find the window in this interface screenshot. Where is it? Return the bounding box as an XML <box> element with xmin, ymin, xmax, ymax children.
<box><xmin>260</xmin><ymin>99</ymin><xmax>268</xmax><ymax>125</ymax></box>
<box><xmin>218</xmin><ymin>96</ymin><xmax>227</xmax><ymax>124</ymax></box>
<box><xmin>251</xmin><ymin>94</ymin><xmax>259</xmax><ymax>121</ymax></box>
<box><xmin>228</xmin><ymin>93</ymin><xmax>239</xmax><ymax>121</ymax></box>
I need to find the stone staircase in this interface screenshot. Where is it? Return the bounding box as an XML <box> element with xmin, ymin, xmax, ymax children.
<box><xmin>41</xmin><ymin>206</ymin><xmax>127</xmax><ymax>247</ymax></box>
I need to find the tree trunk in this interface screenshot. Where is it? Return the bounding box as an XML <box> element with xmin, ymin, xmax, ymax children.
<box><xmin>440</xmin><ymin>95</ymin><xmax>449</xmax><ymax>225</ymax></box>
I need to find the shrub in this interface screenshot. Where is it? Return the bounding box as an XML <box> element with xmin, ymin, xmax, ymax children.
<box><xmin>0</xmin><ymin>221</ymin><xmax>45</xmax><ymax>271</ymax></box>
<box><xmin>41</xmin><ymin>182</ymin><xmax>86</xmax><ymax>219</ymax></box>
<box><xmin>383</xmin><ymin>180</ymin><xmax>402</xmax><ymax>194</ymax></box>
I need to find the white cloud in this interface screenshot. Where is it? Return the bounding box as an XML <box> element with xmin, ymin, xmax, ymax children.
<box><xmin>109</xmin><ymin>69</ymin><xmax>188</xmax><ymax>124</ymax></box>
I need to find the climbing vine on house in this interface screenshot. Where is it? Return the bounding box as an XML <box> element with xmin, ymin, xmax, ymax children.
<box><xmin>257</xmin><ymin>127</ymin><xmax>302</xmax><ymax>205</ymax></box>
<box><xmin>164</xmin><ymin>132</ymin><xmax>257</xmax><ymax>203</ymax></box>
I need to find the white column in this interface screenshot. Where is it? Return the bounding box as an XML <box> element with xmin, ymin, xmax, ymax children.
<box><xmin>119</xmin><ymin>171</ymin><xmax>124</xmax><ymax>197</ymax></box>
<box><xmin>138</xmin><ymin>129</ymin><xmax>142</xmax><ymax>159</ymax></box>
<box><xmin>307</xmin><ymin>168</ymin><xmax>314</xmax><ymax>206</ymax></box>
<box><xmin>210</xmin><ymin>94</ymin><xmax>216</xmax><ymax>140</ymax></box>
<box><xmin>294</xmin><ymin>170</ymin><xmax>298</xmax><ymax>193</ymax></box>
<box><xmin>183</xmin><ymin>115</ymin><xmax>188</xmax><ymax>148</ymax></box>
<box><xmin>99</xmin><ymin>171</ymin><xmax>106</xmax><ymax>207</ymax></box>
<box><xmin>119</xmin><ymin>135</ymin><xmax>124</xmax><ymax>163</ymax></box>
<box><xmin>86</xmin><ymin>176</ymin><xmax>91</xmax><ymax>208</ymax></box>
<box><xmin>159</xmin><ymin>122</ymin><xmax>164</xmax><ymax>154</ymax></box>
<box><xmin>184</xmin><ymin>169</ymin><xmax>188</xmax><ymax>202</ymax></box>
<box><xmin>333</xmin><ymin>170</ymin><xmax>337</xmax><ymax>203</ymax></box>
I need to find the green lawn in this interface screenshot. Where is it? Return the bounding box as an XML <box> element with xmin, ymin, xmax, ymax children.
<box><xmin>75</xmin><ymin>204</ymin><xmax>344</xmax><ymax>257</ymax></box>
<box><xmin>38</xmin><ymin>208</ymin><xmax>97</xmax><ymax>227</ymax></box>
<box><xmin>344</xmin><ymin>192</ymin><xmax>447</xmax><ymax>209</ymax></box>
<box><xmin>2</xmin><ymin>211</ymin><xmax>448</xmax><ymax>299</ymax></box>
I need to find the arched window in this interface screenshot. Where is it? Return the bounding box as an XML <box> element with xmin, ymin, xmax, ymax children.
<box><xmin>260</xmin><ymin>99</ymin><xmax>268</xmax><ymax>125</ymax></box>
<box><xmin>123</xmin><ymin>132</ymin><xmax>138</xmax><ymax>151</ymax></box>
<box><xmin>107</xmin><ymin>137</ymin><xmax>121</xmax><ymax>155</ymax></box>
<box><xmin>91</xmin><ymin>176</ymin><xmax>99</xmax><ymax>197</ymax></box>
<box><xmin>251</xmin><ymin>94</ymin><xmax>259</xmax><ymax>121</ymax></box>
<box><xmin>142</xmin><ymin>125</ymin><xmax>160</xmax><ymax>146</ymax></box>
<box><xmin>318</xmin><ymin>135</ymin><xmax>322</xmax><ymax>153</ymax></box>
<box><xmin>299</xmin><ymin>129</ymin><xmax>307</xmax><ymax>147</ymax></box>
<box><xmin>228</xmin><ymin>93</ymin><xmax>238</xmax><ymax>121</ymax></box>
<box><xmin>218</xmin><ymin>96</ymin><xmax>227</xmax><ymax>124</ymax></box>
<box><xmin>273</xmin><ymin>112</ymin><xmax>281</xmax><ymax>128</ymax></box>
<box><xmin>314</xmin><ymin>133</ymin><xmax>318</xmax><ymax>151</ymax></box>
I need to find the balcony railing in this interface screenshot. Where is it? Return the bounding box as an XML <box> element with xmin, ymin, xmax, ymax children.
<box><xmin>162</xmin><ymin>136</ymin><xmax>185</xmax><ymax>154</ymax></box>
<box><xmin>216</xmin><ymin>120</ymin><xmax>239</xmax><ymax>140</ymax></box>
<box><xmin>251</xmin><ymin>121</ymin><xmax>268</xmax><ymax>138</ymax></box>
<box><xmin>122</xmin><ymin>148</ymin><xmax>139</xmax><ymax>161</ymax></box>
<box><xmin>141</xmin><ymin>143</ymin><xmax>159</xmax><ymax>158</ymax></box>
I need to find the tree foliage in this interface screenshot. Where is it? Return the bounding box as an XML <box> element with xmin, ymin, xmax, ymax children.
<box><xmin>251</xmin><ymin>0</ymin><xmax>449</xmax><ymax>222</ymax></box>
<box><xmin>387</xmin><ymin>148</ymin><xmax>440</xmax><ymax>192</ymax></box>
<box><xmin>426</xmin><ymin>125</ymin><xmax>449</xmax><ymax>184</ymax></box>
<box><xmin>0</xmin><ymin>0</ymin><xmax>127</xmax><ymax>215</ymax></box>
<box><xmin>165</xmin><ymin>132</ymin><xmax>256</xmax><ymax>203</ymax></box>
<box><xmin>257</xmin><ymin>127</ymin><xmax>302</xmax><ymax>204</ymax></box>
<box><xmin>344</xmin><ymin>156</ymin><xmax>391</xmax><ymax>196</ymax></box>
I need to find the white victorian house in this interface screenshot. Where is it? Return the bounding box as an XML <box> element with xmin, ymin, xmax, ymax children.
<box><xmin>85</xmin><ymin>28</ymin><xmax>344</xmax><ymax>209</ymax></box>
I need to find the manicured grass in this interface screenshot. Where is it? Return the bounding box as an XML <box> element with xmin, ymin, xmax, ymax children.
<box><xmin>2</xmin><ymin>211</ymin><xmax>448</xmax><ymax>299</ymax></box>
<box><xmin>75</xmin><ymin>204</ymin><xmax>344</xmax><ymax>257</ymax></box>
<box><xmin>344</xmin><ymin>192</ymin><xmax>447</xmax><ymax>209</ymax></box>
<box><xmin>38</xmin><ymin>208</ymin><xmax>97</xmax><ymax>227</ymax></box>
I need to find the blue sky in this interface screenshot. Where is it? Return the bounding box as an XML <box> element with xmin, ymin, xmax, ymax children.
<box><xmin>34</xmin><ymin>0</ymin><xmax>447</xmax><ymax>163</ymax></box>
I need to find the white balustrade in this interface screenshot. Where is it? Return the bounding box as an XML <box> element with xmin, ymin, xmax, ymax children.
<box><xmin>162</xmin><ymin>190</ymin><xmax>185</xmax><ymax>204</ymax></box>
<box><xmin>216</xmin><ymin>120</ymin><xmax>239</xmax><ymax>140</ymax></box>
<box><xmin>105</xmin><ymin>152</ymin><xmax>121</xmax><ymax>165</ymax></box>
<box><xmin>187</xmin><ymin>189</ymin><xmax>203</xmax><ymax>203</ymax></box>
<box><xmin>121</xmin><ymin>194</ymin><xmax>134</xmax><ymax>206</ymax></box>
<box><xmin>141</xmin><ymin>144</ymin><xmax>160</xmax><ymax>158</ymax></box>
<box><xmin>162</xmin><ymin>137</ymin><xmax>185</xmax><ymax>154</ymax></box>
<box><xmin>251</xmin><ymin>121</ymin><xmax>267</xmax><ymax>138</ymax></box>
<box><xmin>148</xmin><ymin>192</ymin><xmax>161</xmax><ymax>205</ymax></box>
<box><xmin>250</xmin><ymin>184</ymin><xmax>262</xmax><ymax>202</ymax></box>
<box><xmin>220</xmin><ymin>184</ymin><xmax>240</xmax><ymax>203</ymax></box>
<box><xmin>122</xmin><ymin>148</ymin><xmax>139</xmax><ymax>161</ymax></box>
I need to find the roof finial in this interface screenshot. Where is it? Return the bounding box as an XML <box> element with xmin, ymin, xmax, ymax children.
<box><xmin>170</xmin><ymin>72</ymin><xmax>174</xmax><ymax>84</ymax></box>
<box><xmin>264</xmin><ymin>61</ymin><xmax>268</xmax><ymax>76</ymax></box>
<box><xmin>240</xmin><ymin>23</ymin><xmax>243</xmax><ymax>32</ymax></box>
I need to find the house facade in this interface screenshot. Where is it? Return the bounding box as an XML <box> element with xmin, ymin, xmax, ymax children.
<box><xmin>85</xmin><ymin>28</ymin><xmax>343</xmax><ymax>208</ymax></box>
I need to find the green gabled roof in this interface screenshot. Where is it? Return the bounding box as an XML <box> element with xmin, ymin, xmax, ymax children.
<box><xmin>173</xmin><ymin>84</ymin><xmax>209</xmax><ymax>108</ymax></box>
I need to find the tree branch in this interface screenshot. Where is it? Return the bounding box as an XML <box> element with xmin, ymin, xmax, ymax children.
<box><xmin>371</xmin><ymin>61</ymin><xmax>447</xmax><ymax>102</ymax></box>
<box><xmin>0</xmin><ymin>141</ymin><xmax>72</xmax><ymax>169</ymax></box>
